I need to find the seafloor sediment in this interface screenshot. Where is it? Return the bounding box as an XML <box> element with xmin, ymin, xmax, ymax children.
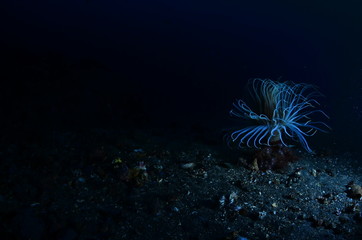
<box><xmin>0</xmin><ymin>128</ymin><xmax>361</xmax><ymax>240</ymax></box>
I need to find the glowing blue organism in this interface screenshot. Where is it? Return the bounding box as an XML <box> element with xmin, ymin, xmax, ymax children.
<box><xmin>230</xmin><ymin>78</ymin><xmax>329</xmax><ymax>152</ymax></box>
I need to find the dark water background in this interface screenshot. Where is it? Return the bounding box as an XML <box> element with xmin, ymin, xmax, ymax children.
<box><xmin>1</xmin><ymin>0</ymin><xmax>362</xmax><ymax>154</ymax></box>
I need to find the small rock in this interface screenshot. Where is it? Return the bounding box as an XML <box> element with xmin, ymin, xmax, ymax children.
<box><xmin>346</xmin><ymin>183</ymin><xmax>362</xmax><ymax>199</ymax></box>
<box><xmin>181</xmin><ymin>163</ymin><xmax>196</xmax><ymax>169</ymax></box>
<box><xmin>258</xmin><ymin>211</ymin><xmax>267</xmax><ymax>220</ymax></box>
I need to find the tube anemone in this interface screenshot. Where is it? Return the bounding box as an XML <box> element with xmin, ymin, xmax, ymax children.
<box><xmin>230</xmin><ymin>79</ymin><xmax>329</xmax><ymax>153</ymax></box>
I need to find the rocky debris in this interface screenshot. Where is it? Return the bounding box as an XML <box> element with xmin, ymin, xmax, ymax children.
<box><xmin>0</xmin><ymin>128</ymin><xmax>361</xmax><ymax>239</ymax></box>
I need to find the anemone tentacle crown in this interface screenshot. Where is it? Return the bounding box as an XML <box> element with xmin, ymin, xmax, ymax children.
<box><xmin>230</xmin><ymin>78</ymin><xmax>329</xmax><ymax>152</ymax></box>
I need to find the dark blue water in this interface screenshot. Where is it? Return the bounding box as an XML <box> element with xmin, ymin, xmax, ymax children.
<box><xmin>1</xmin><ymin>0</ymin><xmax>362</xmax><ymax>154</ymax></box>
